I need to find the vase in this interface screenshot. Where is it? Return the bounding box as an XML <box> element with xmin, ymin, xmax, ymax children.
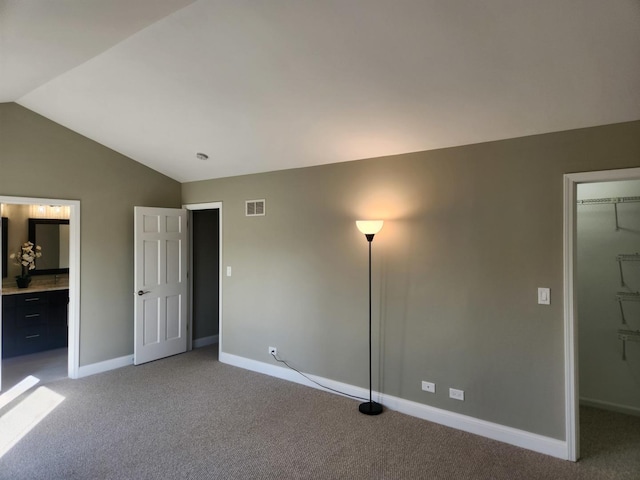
<box><xmin>16</xmin><ymin>276</ymin><xmax>31</xmax><ymax>288</ymax></box>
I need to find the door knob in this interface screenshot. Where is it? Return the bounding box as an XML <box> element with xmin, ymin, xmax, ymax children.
<box><xmin>137</xmin><ymin>290</ymin><xmax>149</xmax><ymax>296</ymax></box>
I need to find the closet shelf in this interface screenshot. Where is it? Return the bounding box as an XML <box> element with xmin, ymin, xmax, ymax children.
<box><xmin>618</xmin><ymin>329</ymin><xmax>640</xmax><ymax>361</ymax></box>
<box><xmin>617</xmin><ymin>254</ymin><xmax>640</xmax><ymax>287</ymax></box>
<box><xmin>616</xmin><ymin>254</ymin><xmax>640</xmax><ymax>262</ymax></box>
<box><xmin>578</xmin><ymin>196</ymin><xmax>640</xmax><ymax>230</ymax></box>
<box><xmin>577</xmin><ymin>196</ymin><xmax>640</xmax><ymax>205</ymax></box>
<box><xmin>617</xmin><ymin>329</ymin><xmax>640</xmax><ymax>342</ymax></box>
<box><xmin>616</xmin><ymin>292</ymin><xmax>640</xmax><ymax>302</ymax></box>
<box><xmin>616</xmin><ymin>292</ymin><xmax>640</xmax><ymax>325</ymax></box>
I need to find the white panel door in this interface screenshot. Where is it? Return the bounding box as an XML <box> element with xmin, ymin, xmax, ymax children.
<box><xmin>134</xmin><ymin>207</ymin><xmax>188</xmax><ymax>365</ymax></box>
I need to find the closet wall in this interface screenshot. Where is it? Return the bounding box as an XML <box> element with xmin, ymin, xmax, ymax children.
<box><xmin>577</xmin><ymin>180</ymin><xmax>640</xmax><ymax>415</ymax></box>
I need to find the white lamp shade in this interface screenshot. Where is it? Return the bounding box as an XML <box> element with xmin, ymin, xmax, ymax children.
<box><xmin>356</xmin><ymin>220</ymin><xmax>384</xmax><ymax>235</ymax></box>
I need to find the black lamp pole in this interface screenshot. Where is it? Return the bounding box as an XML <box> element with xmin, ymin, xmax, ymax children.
<box><xmin>359</xmin><ymin>232</ymin><xmax>383</xmax><ymax>415</ymax></box>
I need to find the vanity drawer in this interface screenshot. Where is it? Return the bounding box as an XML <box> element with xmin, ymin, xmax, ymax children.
<box><xmin>14</xmin><ymin>293</ymin><xmax>47</xmax><ymax>307</ymax></box>
<box><xmin>2</xmin><ymin>324</ymin><xmax>47</xmax><ymax>357</ymax></box>
<box><xmin>14</xmin><ymin>326</ymin><xmax>47</xmax><ymax>355</ymax></box>
<box><xmin>15</xmin><ymin>305</ymin><xmax>48</xmax><ymax>327</ymax></box>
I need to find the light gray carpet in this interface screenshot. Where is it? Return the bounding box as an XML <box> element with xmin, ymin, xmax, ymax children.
<box><xmin>0</xmin><ymin>346</ymin><xmax>637</xmax><ymax>479</ymax></box>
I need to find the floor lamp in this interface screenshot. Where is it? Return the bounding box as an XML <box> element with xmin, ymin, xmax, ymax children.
<box><xmin>356</xmin><ymin>220</ymin><xmax>384</xmax><ymax>416</ymax></box>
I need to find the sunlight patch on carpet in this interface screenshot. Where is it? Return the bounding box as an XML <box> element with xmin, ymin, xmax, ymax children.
<box><xmin>0</xmin><ymin>385</ymin><xmax>64</xmax><ymax>458</ymax></box>
<box><xmin>0</xmin><ymin>375</ymin><xmax>40</xmax><ymax>410</ymax></box>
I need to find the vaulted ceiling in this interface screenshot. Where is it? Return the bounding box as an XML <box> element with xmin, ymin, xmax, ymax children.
<box><xmin>2</xmin><ymin>1</ymin><xmax>640</xmax><ymax>182</ymax></box>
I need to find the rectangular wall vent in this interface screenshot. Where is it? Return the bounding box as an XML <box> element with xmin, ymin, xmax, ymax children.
<box><xmin>245</xmin><ymin>199</ymin><xmax>266</xmax><ymax>216</ymax></box>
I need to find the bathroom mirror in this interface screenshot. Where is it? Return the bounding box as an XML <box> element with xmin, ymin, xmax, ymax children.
<box><xmin>28</xmin><ymin>218</ymin><xmax>70</xmax><ymax>275</ymax></box>
<box><xmin>2</xmin><ymin>217</ymin><xmax>7</xmax><ymax>278</ymax></box>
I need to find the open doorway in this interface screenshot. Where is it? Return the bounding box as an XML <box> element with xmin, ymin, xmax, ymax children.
<box><xmin>0</xmin><ymin>196</ymin><xmax>80</xmax><ymax>392</ymax></box>
<box><xmin>564</xmin><ymin>167</ymin><xmax>640</xmax><ymax>461</ymax></box>
<box><xmin>185</xmin><ymin>202</ymin><xmax>222</xmax><ymax>356</ymax></box>
<box><xmin>575</xmin><ymin>179</ymin><xmax>640</xmax><ymax>462</ymax></box>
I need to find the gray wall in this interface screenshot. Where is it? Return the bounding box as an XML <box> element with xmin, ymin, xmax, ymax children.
<box><xmin>0</xmin><ymin>103</ymin><xmax>181</xmax><ymax>366</ymax></box>
<box><xmin>577</xmin><ymin>180</ymin><xmax>640</xmax><ymax>412</ymax></box>
<box><xmin>182</xmin><ymin>120</ymin><xmax>640</xmax><ymax>440</ymax></box>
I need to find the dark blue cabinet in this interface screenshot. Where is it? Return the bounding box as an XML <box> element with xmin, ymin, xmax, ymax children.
<box><xmin>2</xmin><ymin>289</ymin><xmax>68</xmax><ymax>358</ymax></box>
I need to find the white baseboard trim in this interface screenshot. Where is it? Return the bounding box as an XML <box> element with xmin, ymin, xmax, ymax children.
<box><xmin>220</xmin><ymin>351</ymin><xmax>370</xmax><ymax>399</ymax></box>
<box><xmin>383</xmin><ymin>394</ymin><xmax>567</xmax><ymax>459</ymax></box>
<box><xmin>75</xmin><ymin>337</ymin><xmax>220</xmax><ymax>379</ymax></box>
<box><xmin>580</xmin><ymin>396</ymin><xmax>640</xmax><ymax>417</ymax></box>
<box><xmin>220</xmin><ymin>352</ymin><xmax>569</xmax><ymax>460</ymax></box>
<box><xmin>193</xmin><ymin>335</ymin><xmax>219</xmax><ymax>349</ymax></box>
<box><xmin>77</xmin><ymin>355</ymin><xmax>133</xmax><ymax>378</ymax></box>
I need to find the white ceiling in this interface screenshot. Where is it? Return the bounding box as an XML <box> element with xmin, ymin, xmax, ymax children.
<box><xmin>3</xmin><ymin>1</ymin><xmax>640</xmax><ymax>183</ymax></box>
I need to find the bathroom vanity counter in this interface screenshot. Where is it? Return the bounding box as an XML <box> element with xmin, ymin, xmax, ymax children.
<box><xmin>2</xmin><ymin>283</ymin><xmax>69</xmax><ymax>295</ymax></box>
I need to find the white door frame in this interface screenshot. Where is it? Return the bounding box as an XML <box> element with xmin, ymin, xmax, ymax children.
<box><xmin>563</xmin><ymin>166</ymin><xmax>640</xmax><ymax>461</ymax></box>
<box><xmin>0</xmin><ymin>195</ymin><xmax>81</xmax><ymax>383</ymax></box>
<box><xmin>183</xmin><ymin>202</ymin><xmax>223</xmax><ymax>358</ymax></box>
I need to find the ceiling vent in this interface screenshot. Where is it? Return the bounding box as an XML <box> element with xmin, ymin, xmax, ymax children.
<box><xmin>245</xmin><ymin>199</ymin><xmax>265</xmax><ymax>217</ymax></box>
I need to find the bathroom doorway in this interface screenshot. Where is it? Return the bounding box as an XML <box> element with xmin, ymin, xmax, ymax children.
<box><xmin>0</xmin><ymin>196</ymin><xmax>80</xmax><ymax>392</ymax></box>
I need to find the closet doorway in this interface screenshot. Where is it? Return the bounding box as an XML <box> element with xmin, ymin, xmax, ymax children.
<box><xmin>185</xmin><ymin>202</ymin><xmax>222</xmax><ymax>355</ymax></box>
<box><xmin>564</xmin><ymin>167</ymin><xmax>640</xmax><ymax>461</ymax></box>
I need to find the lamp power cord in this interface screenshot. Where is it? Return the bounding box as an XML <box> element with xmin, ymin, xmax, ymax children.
<box><xmin>270</xmin><ymin>352</ymin><xmax>368</xmax><ymax>402</ymax></box>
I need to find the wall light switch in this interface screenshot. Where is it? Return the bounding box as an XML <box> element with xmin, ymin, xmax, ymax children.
<box><xmin>538</xmin><ymin>287</ymin><xmax>550</xmax><ymax>305</ymax></box>
<box><xmin>226</xmin><ymin>266</ymin><xmax>232</xmax><ymax>277</ymax></box>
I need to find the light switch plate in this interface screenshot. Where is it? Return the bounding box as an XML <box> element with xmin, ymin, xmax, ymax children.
<box><xmin>538</xmin><ymin>287</ymin><xmax>550</xmax><ymax>305</ymax></box>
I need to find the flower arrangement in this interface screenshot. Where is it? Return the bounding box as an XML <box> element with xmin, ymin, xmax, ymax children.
<box><xmin>10</xmin><ymin>241</ymin><xmax>42</xmax><ymax>285</ymax></box>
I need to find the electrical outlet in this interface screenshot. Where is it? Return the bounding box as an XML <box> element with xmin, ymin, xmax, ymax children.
<box><xmin>421</xmin><ymin>381</ymin><xmax>436</xmax><ymax>393</ymax></box>
<box><xmin>449</xmin><ymin>388</ymin><xmax>464</xmax><ymax>401</ymax></box>
<box><xmin>268</xmin><ymin>346</ymin><xmax>277</xmax><ymax>356</ymax></box>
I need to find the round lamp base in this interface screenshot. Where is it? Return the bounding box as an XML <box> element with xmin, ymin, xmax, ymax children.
<box><xmin>359</xmin><ymin>401</ymin><xmax>383</xmax><ymax>416</ymax></box>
